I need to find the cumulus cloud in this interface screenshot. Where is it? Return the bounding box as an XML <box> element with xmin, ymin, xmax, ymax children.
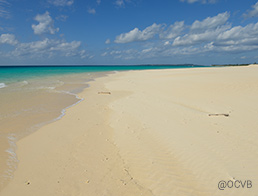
<box><xmin>172</xmin><ymin>18</ymin><xmax>258</xmax><ymax>52</ymax></box>
<box><xmin>180</xmin><ymin>0</ymin><xmax>217</xmax><ymax>4</ymax></box>
<box><xmin>32</xmin><ymin>11</ymin><xmax>59</xmax><ymax>35</ymax></box>
<box><xmin>11</xmin><ymin>38</ymin><xmax>87</xmax><ymax>58</ymax></box>
<box><xmin>0</xmin><ymin>34</ymin><xmax>18</xmax><ymax>45</ymax></box>
<box><xmin>109</xmin><ymin>11</ymin><xmax>258</xmax><ymax>61</ymax></box>
<box><xmin>190</xmin><ymin>12</ymin><xmax>230</xmax><ymax>32</ymax></box>
<box><xmin>243</xmin><ymin>2</ymin><xmax>258</xmax><ymax>18</ymax></box>
<box><xmin>172</xmin><ymin>12</ymin><xmax>231</xmax><ymax>46</ymax></box>
<box><xmin>114</xmin><ymin>13</ymin><xmax>229</xmax><ymax>45</ymax></box>
<box><xmin>48</xmin><ymin>0</ymin><xmax>74</xmax><ymax>6</ymax></box>
<box><xmin>216</xmin><ymin>22</ymin><xmax>258</xmax><ymax>47</ymax></box>
<box><xmin>173</xmin><ymin>25</ymin><xmax>230</xmax><ymax>46</ymax></box>
<box><xmin>172</xmin><ymin>20</ymin><xmax>258</xmax><ymax>53</ymax></box>
<box><xmin>87</xmin><ymin>8</ymin><xmax>96</xmax><ymax>14</ymax></box>
<box><xmin>159</xmin><ymin>21</ymin><xmax>185</xmax><ymax>39</ymax></box>
<box><xmin>115</xmin><ymin>23</ymin><xmax>162</xmax><ymax>43</ymax></box>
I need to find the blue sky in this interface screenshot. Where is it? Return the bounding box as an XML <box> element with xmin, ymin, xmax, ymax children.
<box><xmin>0</xmin><ymin>0</ymin><xmax>258</xmax><ymax>65</ymax></box>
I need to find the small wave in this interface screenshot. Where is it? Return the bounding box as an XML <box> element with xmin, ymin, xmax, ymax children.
<box><xmin>15</xmin><ymin>81</ymin><xmax>29</xmax><ymax>88</ymax></box>
<box><xmin>22</xmin><ymin>81</ymin><xmax>28</xmax><ymax>85</ymax></box>
<box><xmin>54</xmin><ymin>90</ymin><xmax>84</xmax><ymax>121</ymax></box>
<box><xmin>2</xmin><ymin>134</ymin><xmax>18</xmax><ymax>182</ymax></box>
<box><xmin>41</xmin><ymin>89</ymin><xmax>84</xmax><ymax>121</ymax></box>
<box><xmin>40</xmin><ymin>86</ymin><xmax>56</xmax><ymax>90</ymax></box>
<box><xmin>57</xmin><ymin>97</ymin><xmax>84</xmax><ymax>121</ymax></box>
<box><xmin>0</xmin><ymin>83</ymin><xmax>7</xmax><ymax>89</ymax></box>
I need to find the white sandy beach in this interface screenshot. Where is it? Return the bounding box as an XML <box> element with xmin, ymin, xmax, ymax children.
<box><xmin>1</xmin><ymin>65</ymin><xmax>258</xmax><ymax>196</ymax></box>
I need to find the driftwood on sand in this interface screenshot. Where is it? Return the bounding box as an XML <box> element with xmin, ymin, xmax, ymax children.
<box><xmin>208</xmin><ymin>113</ymin><xmax>229</xmax><ymax>117</ymax></box>
<box><xmin>98</xmin><ymin>92</ymin><xmax>111</xmax><ymax>95</ymax></box>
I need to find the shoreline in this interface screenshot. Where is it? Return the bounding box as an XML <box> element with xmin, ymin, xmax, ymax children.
<box><xmin>0</xmin><ymin>66</ymin><xmax>198</xmax><ymax>190</ymax></box>
<box><xmin>1</xmin><ymin>72</ymin><xmax>153</xmax><ymax>196</ymax></box>
<box><xmin>0</xmin><ymin>71</ymin><xmax>110</xmax><ymax>190</ymax></box>
<box><xmin>1</xmin><ymin>65</ymin><xmax>258</xmax><ymax>195</ymax></box>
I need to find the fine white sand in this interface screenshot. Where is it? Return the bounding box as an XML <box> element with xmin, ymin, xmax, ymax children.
<box><xmin>1</xmin><ymin>65</ymin><xmax>258</xmax><ymax>196</ymax></box>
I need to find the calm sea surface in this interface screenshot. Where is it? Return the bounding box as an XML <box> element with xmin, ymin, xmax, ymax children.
<box><xmin>0</xmin><ymin>65</ymin><xmax>204</xmax><ymax>84</ymax></box>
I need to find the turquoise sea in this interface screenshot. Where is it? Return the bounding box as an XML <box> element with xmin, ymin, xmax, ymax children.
<box><xmin>0</xmin><ymin>65</ymin><xmax>205</xmax><ymax>85</ymax></box>
<box><xmin>0</xmin><ymin>65</ymin><xmax>206</xmax><ymax>190</ymax></box>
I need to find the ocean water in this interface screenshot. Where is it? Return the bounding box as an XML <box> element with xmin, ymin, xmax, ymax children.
<box><xmin>0</xmin><ymin>65</ymin><xmax>204</xmax><ymax>190</ymax></box>
<box><xmin>0</xmin><ymin>65</ymin><xmax>203</xmax><ymax>84</ymax></box>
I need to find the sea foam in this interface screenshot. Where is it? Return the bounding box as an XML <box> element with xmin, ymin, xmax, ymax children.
<box><xmin>0</xmin><ymin>83</ymin><xmax>7</xmax><ymax>89</ymax></box>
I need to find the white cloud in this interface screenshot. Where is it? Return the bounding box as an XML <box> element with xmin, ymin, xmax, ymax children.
<box><xmin>56</xmin><ymin>15</ymin><xmax>68</xmax><ymax>21</ymax></box>
<box><xmin>105</xmin><ymin>39</ymin><xmax>111</xmax><ymax>44</ymax></box>
<box><xmin>79</xmin><ymin>50</ymin><xmax>87</xmax><ymax>59</ymax></box>
<box><xmin>164</xmin><ymin>41</ymin><xmax>170</xmax><ymax>46</ymax></box>
<box><xmin>216</xmin><ymin>22</ymin><xmax>258</xmax><ymax>46</ymax></box>
<box><xmin>103</xmin><ymin>48</ymin><xmax>138</xmax><ymax>59</ymax></box>
<box><xmin>114</xmin><ymin>13</ymin><xmax>229</xmax><ymax>45</ymax></box>
<box><xmin>109</xmin><ymin>11</ymin><xmax>258</xmax><ymax>61</ymax></box>
<box><xmin>105</xmin><ymin>9</ymin><xmax>258</xmax><ymax>60</ymax></box>
<box><xmin>190</xmin><ymin>12</ymin><xmax>230</xmax><ymax>33</ymax></box>
<box><xmin>180</xmin><ymin>0</ymin><xmax>217</xmax><ymax>4</ymax></box>
<box><xmin>0</xmin><ymin>0</ymin><xmax>10</xmax><ymax>18</ymax></box>
<box><xmin>159</xmin><ymin>21</ymin><xmax>185</xmax><ymax>39</ymax></box>
<box><xmin>141</xmin><ymin>48</ymin><xmax>153</xmax><ymax>53</ymax></box>
<box><xmin>110</xmin><ymin>50</ymin><xmax>122</xmax><ymax>55</ymax></box>
<box><xmin>114</xmin><ymin>13</ymin><xmax>230</xmax><ymax>46</ymax></box>
<box><xmin>97</xmin><ymin>0</ymin><xmax>101</xmax><ymax>5</ymax></box>
<box><xmin>87</xmin><ymin>8</ymin><xmax>96</xmax><ymax>14</ymax></box>
<box><xmin>32</xmin><ymin>11</ymin><xmax>59</xmax><ymax>35</ymax></box>
<box><xmin>114</xmin><ymin>0</ymin><xmax>132</xmax><ymax>8</ymax></box>
<box><xmin>0</xmin><ymin>34</ymin><xmax>18</xmax><ymax>45</ymax></box>
<box><xmin>243</xmin><ymin>2</ymin><xmax>258</xmax><ymax>18</ymax></box>
<box><xmin>48</xmin><ymin>0</ymin><xmax>74</xmax><ymax>6</ymax></box>
<box><xmin>180</xmin><ymin>0</ymin><xmax>199</xmax><ymax>3</ymax></box>
<box><xmin>10</xmin><ymin>38</ymin><xmax>86</xmax><ymax>59</ymax></box>
<box><xmin>101</xmin><ymin>52</ymin><xmax>108</xmax><ymax>56</ymax></box>
<box><xmin>50</xmin><ymin>40</ymin><xmax>81</xmax><ymax>53</ymax></box>
<box><xmin>115</xmin><ymin>23</ymin><xmax>162</xmax><ymax>43</ymax></box>
<box><xmin>173</xmin><ymin>25</ymin><xmax>231</xmax><ymax>46</ymax></box>
<box><xmin>115</xmin><ymin>0</ymin><xmax>125</xmax><ymax>7</ymax></box>
<box><xmin>216</xmin><ymin>45</ymin><xmax>258</xmax><ymax>53</ymax></box>
<box><xmin>173</xmin><ymin>20</ymin><xmax>258</xmax><ymax>53</ymax></box>
<box><xmin>162</xmin><ymin>46</ymin><xmax>201</xmax><ymax>56</ymax></box>
<box><xmin>173</xmin><ymin>12</ymin><xmax>231</xmax><ymax>46</ymax></box>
